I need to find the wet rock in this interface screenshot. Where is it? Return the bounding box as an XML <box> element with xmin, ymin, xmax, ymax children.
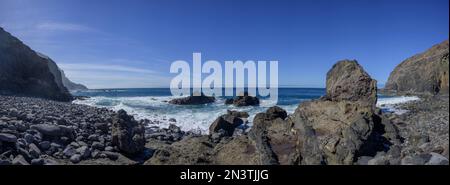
<box><xmin>169</xmin><ymin>93</ymin><xmax>215</xmax><ymax>105</ymax></box>
<box><xmin>225</xmin><ymin>92</ymin><xmax>260</xmax><ymax>106</ymax></box>
<box><xmin>168</xmin><ymin>124</ymin><xmax>181</xmax><ymax>133</ymax></box>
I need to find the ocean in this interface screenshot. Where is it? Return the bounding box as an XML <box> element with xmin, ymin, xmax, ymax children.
<box><xmin>72</xmin><ymin>88</ymin><xmax>419</xmax><ymax>134</ymax></box>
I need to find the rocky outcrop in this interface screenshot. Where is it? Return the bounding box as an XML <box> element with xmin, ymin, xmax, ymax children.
<box><xmin>384</xmin><ymin>40</ymin><xmax>449</xmax><ymax>95</ymax></box>
<box><xmin>111</xmin><ymin>110</ymin><xmax>146</xmax><ymax>155</ymax></box>
<box><xmin>325</xmin><ymin>60</ymin><xmax>377</xmax><ymax>109</ymax></box>
<box><xmin>0</xmin><ymin>27</ymin><xmax>73</xmax><ymax>101</ymax></box>
<box><xmin>213</xmin><ymin>106</ymin><xmax>296</xmax><ymax>165</ymax></box>
<box><xmin>169</xmin><ymin>93</ymin><xmax>215</xmax><ymax>105</ymax></box>
<box><xmin>226</xmin><ymin>110</ymin><xmax>250</xmax><ymax>118</ymax></box>
<box><xmin>143</xmin><ymin>60</ymin><xmax>399</xmax><ymax>165</ymax></box>
<box><xmin>225</xmin><ymin>92</ymin><xmax>260</xmax><ymax>106</ymax></box>
<box><xmin>144</xmin><ymin>136</ymin><xmax>214</xmax><ymax>165</ymax></box>
<box><xmin>290</xmin><ymin>60</ymin><xmax>396</xmax><ymax>165</ymax></box>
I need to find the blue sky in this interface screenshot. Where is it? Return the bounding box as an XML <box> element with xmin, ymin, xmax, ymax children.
<box><xmin>0</xmin><ymin>0</ymin><xmax>448</xmax><ymax>89</ymax></box>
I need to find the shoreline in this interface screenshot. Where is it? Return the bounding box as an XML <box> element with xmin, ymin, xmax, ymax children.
<box><xmin>0</xmin><ymin>95</ymin><xmax>196</xmax><ymax>165</ymax></box>
<box><xmin>1</xmin><ymin>93</ymin><xmax>447</xmax><ymax>165</ymax></box>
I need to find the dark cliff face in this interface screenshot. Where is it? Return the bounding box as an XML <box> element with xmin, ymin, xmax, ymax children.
<box><xmin>0</xmin><ymin>27</ymin><xmax>73</xmax><ymax>101</ymax></box>
<box><xmin>60</xmin><ymin>69</ymin><xmax>88</xmax><ymax>91</ymax></box>
<box><xmin>37</xmin><ymin>52</ymin><xmax>88</xmax><ymax>91</ymax></box>
<box><xmin>384</xmin><ymin>40</ymin><xmax>449</xmax><ymax>95</ymax></box>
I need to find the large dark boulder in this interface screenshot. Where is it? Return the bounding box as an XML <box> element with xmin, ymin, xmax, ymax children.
<box><xmin>0</xmin><ymin>27</ymin><xmax>73</xmax><ymax>101</ymax></box>
<box><xmin>225</xmin><ymin>92</ymin><xmax>260</xmax><ymax>106</ymax></box>
<box><xmin>169</xmin><ymin>93</ymin><xmax>215</xmax><ymax>105</ymax></box>
<box><xmin>111</xmin><ymin>110</ymin><xmax>145</xmax><ymax>155</ymax></box>
<box><xmin>290</xmin><ymin>60</ymin><xmax>394</xmax><ymax>165</ymax></box>
<box><xmin>209</xmin><ymin>114</ymin><xmax>243</xmax><ymax>136</ymax></box>
<box><xmin>325</xmin><ymin>60</ymin><xmax>377</xmax><ymax>109</ymax></box>
<box><xmin>384</xmin><ymin>40</ymin><xmax>449</xmax><ymax>95</ymax></box>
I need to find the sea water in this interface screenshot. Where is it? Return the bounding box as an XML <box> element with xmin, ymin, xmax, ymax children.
<box><xmin>72</xmin><ymin>88</ymin><xmax>419</xmax><ymax>133</ymax></box>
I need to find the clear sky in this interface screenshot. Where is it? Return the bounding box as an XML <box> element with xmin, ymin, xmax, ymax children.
<box><xmin>1</xmin><ymin>0</ymin><xmax>448</xmax><ymax>89</ymax></box>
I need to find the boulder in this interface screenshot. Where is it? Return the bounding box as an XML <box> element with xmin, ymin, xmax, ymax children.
<box><xmin>0</xmin><ymin>133</ymin><xmax>17</xmax><ymax>143</ymax></box>
<box><xmin>111</xmin><ymin>110</ymin><xmax>145</xmax><ymax>155</ymax></box>
<box><xmin>210</xmin><ymin>106</ymin><xmax>297</xmax><ymax>165</ymax></box>
<box><xmin>144</xmin><ymin>136</ymin><xmax>213</xmax><ymax>165</ymax></box>
<box><xmin>325</xmin><ymin>59</ymin><xmax>377</xmax><ymax>109</ymax></box>
<box><xmin>169</xmin><ymin>93</ymin><xmax>215</xmax><ymax>105</ymax></box>
<box><xmin>209</xmin><ymin>114</ymin><xmax>243</xmax><ymax>136</ymax></box>
<box><xmin>290</xmin><ymin>60</ymin><xmax>390</xmax><ymax>165</ymax></box>
<box><xmin>384</xmin><ymin>40</ymin><xmax>449</xmax><ymax>95</ymax></box>
<box><xmin>265</xmin><ymin>106</ymin><xmax>288</xmax><ymax>120</ymax></box>
<box><xmin>426</xmin><ymin>152</ymin><xmax>449</xmax><ymax>165</ymax></box>
<box><xmin>30</xmin><ymin>124</ymin><xmax>74</xmax><ymax>139</ymax></box>
<box><xmin>226</xmin><ymin>110</ymin><xmax>249</xmax><ymax>118</ymax></box>
<box><xmin>225</xmin><ymin>92</ymin><xmax>260</xmax><ymax>106</ymax></box>
<box><xmin>248</xmin><ymin>107</ymin><xmax>296</xmax><ymax>165</ymax></box>
<box><xmin>12</xmin><ymin>155</ymin><xmax>29</xmax><ymax>165</ymax></box>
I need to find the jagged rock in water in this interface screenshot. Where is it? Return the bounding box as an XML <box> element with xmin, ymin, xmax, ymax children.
<box><xmin>0</xmin><ymin>27</ymin><xmax>73</xmax><ymax>101</ymax></box>
<box><xmin>111</xmin><ymin>110</ymin><xmax>145</xmax><ymax>155</ymax></box>
<box><xmin>169</xmin><ymin>93</ymin><xmax>215</xmax><ymax>105</ymax></box>
<box><xmin>383</xmin><ymin>40</ymin><xmax>449</xmax><ymax>95</ymax></box>
<box><xmin>225</xmin><ymin>92</ymin><xmax>260</xmax><ymax>106</ymax></box>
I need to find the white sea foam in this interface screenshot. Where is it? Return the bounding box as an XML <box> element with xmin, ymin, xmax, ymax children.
<box><xmin>376</xmin><ymin>96</ymin><xmax>420</xmax><ymax>115</ymax></box>
<box><xmin>73</xmin><ymin>95</ymin><xmax>420</xmax><ymax>133</ymax></box>
<box><xmin>73</xmin><ymin>95</ymin><xmax>301</xmax><ymax>134</ymax></box>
